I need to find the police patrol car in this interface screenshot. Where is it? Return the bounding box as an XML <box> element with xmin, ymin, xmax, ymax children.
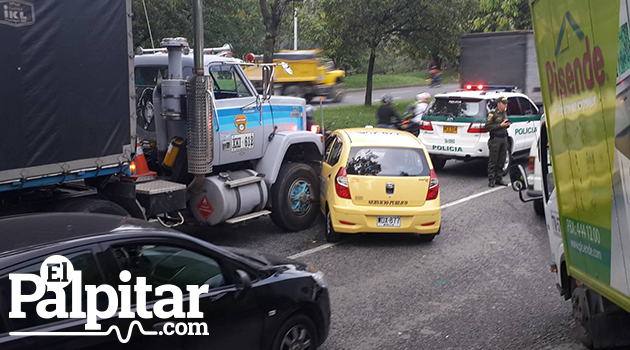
<box><xmin>418</xmin><ymin>85</ymin><xmax>541</xmax><ymax>173</ymax></box>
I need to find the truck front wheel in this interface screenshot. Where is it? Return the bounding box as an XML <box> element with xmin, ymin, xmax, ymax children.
<box><xmin>271</xmin><ymin>163</ymin><xmax>320</xmax><ymax>231</ymax></box>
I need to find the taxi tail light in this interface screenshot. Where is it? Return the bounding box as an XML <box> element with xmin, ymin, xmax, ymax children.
<box><xmin>529</xmin><ymin>156</ymin><xmax>535</xmax><ymax>170</ymax></box>
<box><xmin>420</xmin><ymin>120</ymin><xmax>433</xmax><ymax>131</ymax></box>
<box><xmin>426</xmin><ymin>169</ymin><xmax>439</xmax><ymax>200</ymax></box>
<box><xmin>467</xmin><ymin>123</ymin><xmax>488</xmax><ymax>133</ymax></box>
<box><xmin>335</xmin><ymin>167</ymin><xmax>351</xmax><ymax>199</ymax></box>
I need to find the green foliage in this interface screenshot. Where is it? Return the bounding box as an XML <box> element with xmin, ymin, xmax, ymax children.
<box><xmin>319</xmin><ymin>100</ymin><xmax>413</xmax><ymax>130</ymax></box>
<box><xmin>343</xmin><ymin>70</ymin><xmax>458</xmax><ymax>89</ymax></box>
<box><xmin>473</xmin><ymin>0</ymin><xmax>532</xmax><ymax>32</ymax></box>
<box><xmin>131</xmin><ymin>0</ymin><xmax>266</xmax><ymax>57</ymax></box>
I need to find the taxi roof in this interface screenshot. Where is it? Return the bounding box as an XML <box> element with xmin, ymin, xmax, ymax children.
<box><xmin>434</xmin><ymin>90</ymin><xmax>529</xmax><ymax>100</ymax></box>
<box><xmin>338</xmin><ymin>128</ymin><xmax>425</xmax><ymax>148</ymax></box>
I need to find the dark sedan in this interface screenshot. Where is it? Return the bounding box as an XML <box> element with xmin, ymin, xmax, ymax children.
<box><xmin>0</xmin><ymin>213</ymin><xmax>330</xmax><ymax>350</ymax></box>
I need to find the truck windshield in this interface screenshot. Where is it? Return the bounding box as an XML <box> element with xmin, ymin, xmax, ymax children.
<box><xmin>346</xmin><ymin>147</ymin><xmax>430</xmax><ymax>177</ymax></box>
<box><xmin>426</xmin><ymin>98</ymin><xmax>487</xmax><ymax>118</ymax></box>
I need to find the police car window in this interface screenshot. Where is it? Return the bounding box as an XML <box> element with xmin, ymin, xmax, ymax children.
<box><xmin>0</xmin><ymin>251</ymin><xmax>104</xmax><ymax>332</ymax></box>
<box><xmin>135</xmin><ymin>67</ymin><xmax>169</xmax><ymax>87</ymax></box>
<box><xmin>426</xmin><ymin>98</ymin><xmax>485</xmax><ymax>118</ymax></box>
<box><xmin>346</xmin><ymin>147</ymin><xmax>430</xmax><ymax>177</ymax></box>
<box><xmin>517</xmin><ymin>97</ymin><xmax>538</xmax><ymax>115</ymax></box>
<box><xmin>506</xmin><ymin>97</ymin><xmax>523</xmax><ymax>116</ymax></box>
<box><xmin>209</xmin><ymin>68</ymin><xmax>252</xmax><ymax>100</ymax></box>
<box><xmin>327</xmin><ymin>138</ymin><xmax>343</xmax><ymax>166</ymax></box>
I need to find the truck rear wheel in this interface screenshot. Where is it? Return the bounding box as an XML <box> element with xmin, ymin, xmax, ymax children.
<box><xmin>271</xmin><ymin>163</ymin><xmax>319</xmax><ymax>232</ymax></box>
<box><xmin>572</xmin><ymin>285</ymin><xmax>595</xmax><ymax>348</ymax></box>
<box><xmin>52</xmin><ymin>198</ymin><xmax>129</xmax><ymax>216</ymax></box>
<box><xmin>283</xmin><ymin>85</ymin><xmax>304</xmax><ymax>98</ymax></box>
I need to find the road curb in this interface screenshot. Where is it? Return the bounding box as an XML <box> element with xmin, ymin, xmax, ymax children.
<box><xmin>344</xmin><ymin>82</ymin><xmax>459</xmax><ymax>93</ymax></box>
<box><xmin>344</xmin><ymin>84</ymin><xmax>430</xmax><ymax>93</ymax></box>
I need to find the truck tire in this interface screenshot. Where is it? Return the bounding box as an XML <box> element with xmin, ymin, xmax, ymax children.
<box><xmin>431</xmin><ymin>157</ymin><xmax>447</xmax><ymax>171</ymax></box>
<box><xmin>534</xmin><ymin>199</ymin><xmax>544</xmax><ymax>216</ymax></box>
<box><xmin>271</xmin><ymin>314</ymin><xmax>318</xmax><ymax>350</ymax></box>
<box><xmin>53</xmin><ymin>198</ymin><xmax>129</xmax><ymax>216</ymax></box>
<box><xmin>283</xmin><ymin>85</ymin><xmax>304</xmax><ymax>98</ymax></box>
<box><xmin>271</xmin><ymin>163</ymin><xmax>319</xmax><ymax>232</ymax></box>
<box><xmin>572</xmin><ymin>285</ymin><xmax>595</xmax><ymax>349</ymax></box>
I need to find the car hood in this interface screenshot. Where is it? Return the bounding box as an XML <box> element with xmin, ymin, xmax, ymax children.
<box><xmin>223</xmin><ymin>247</ymin><xmax>307</xmax><ymax>270</ymax></box>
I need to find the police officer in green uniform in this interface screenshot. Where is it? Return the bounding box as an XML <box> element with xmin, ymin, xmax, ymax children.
<box><xmin>485</xmin><ymin>97</ymin><xmax>511</xmax><ymax>187</ymax></box>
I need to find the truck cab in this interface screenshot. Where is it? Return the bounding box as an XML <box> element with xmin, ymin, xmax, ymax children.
<box><xmin>134</xmin><ymin>46</ymin><xmax>324</xmax><ymax>231</ymax></box>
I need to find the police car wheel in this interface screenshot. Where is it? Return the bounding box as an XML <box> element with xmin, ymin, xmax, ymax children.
<box><xmin>431</xmin><ymin>157</ymin><xmax>446</xmax><ymax>171</ymax></box>
<box><xmin>325</xmin><ymin>210</ymin><xmax>342</xmax><ymax>243</ymax></box>
<box><xmin>500</xmin><ymin>148</ymin><xmax>512</xmax><ymax>176</ymax></box>
<box><xmin>271</xmin><ymin>163</ymin><xmax>320</xmax><ymax>232</ymax></box>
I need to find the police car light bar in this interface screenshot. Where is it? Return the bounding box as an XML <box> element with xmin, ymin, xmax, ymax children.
<box><xmin>464</xmin><ymin>84</ymin><xmax>516</xmax><ymax>92</ymax></box>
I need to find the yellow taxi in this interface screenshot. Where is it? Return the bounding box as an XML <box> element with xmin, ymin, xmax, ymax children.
<box><xmin>320</xmin><ymin>128</ymin><xmax>441</xmax><ymax>242</ymax></box>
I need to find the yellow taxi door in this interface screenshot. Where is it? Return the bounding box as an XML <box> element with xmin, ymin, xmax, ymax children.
<box><xmin>320</xmin><ymin>134</ymin><xmax>345</xmax><ymax>213</ymax></box>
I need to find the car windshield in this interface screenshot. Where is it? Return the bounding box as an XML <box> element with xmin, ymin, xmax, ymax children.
<box><xmin>346</xmin><ymin>147</ymin><xmax>430</xmax><ymax>177</ymax></box>
<box><xmin>426</xmin><ymin>98</ymin><xmax>487</xmax><ymax>118</ymax></box>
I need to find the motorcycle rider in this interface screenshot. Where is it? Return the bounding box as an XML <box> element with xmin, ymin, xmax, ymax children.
<box><xmin>411</xmin><ymin>92</ymin><xmax>431</xmax><ymax>123</ymax></box>
<box><xmin>376</xmin><ymin>94</ymin><xmax>402</xmax><ymax>129</ymax></box>
<box><xmin>429</xmin><ymin>66</ymin><xmax>441</xmax><ymax>87</ymax></box>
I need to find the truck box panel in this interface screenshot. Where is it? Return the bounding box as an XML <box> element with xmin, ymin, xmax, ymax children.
<box><xmin>0</xmin><ymin>0</ymin><xmax>135</xmax><ymax>184</ymax></box>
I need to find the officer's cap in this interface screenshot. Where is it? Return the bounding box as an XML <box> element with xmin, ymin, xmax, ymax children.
<box><xmin>497</xmin><ymin>97</ymin><xmax>508</xmax><ymax>104</ymax></box>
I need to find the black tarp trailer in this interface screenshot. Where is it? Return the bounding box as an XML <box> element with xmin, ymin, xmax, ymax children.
<box><xmin>460</xmin><ymin>31</ymin><xmax>543</xmax><ymax>106</ymax></box>
<box><xmin>0</xmin><ymin>0</ymin><xmax>186</xmax><ymax>218</ymax></box>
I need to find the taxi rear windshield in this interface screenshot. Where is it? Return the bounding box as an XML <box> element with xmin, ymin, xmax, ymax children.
<box><xmin>346</xmin><ymin>147</ymin><xmax>430</xmax><ymax>177</ymax></box>
<box><xmin>426</xmin><ymin>98</ymin><xmax>487</xmax><ymax>118</ymax></box>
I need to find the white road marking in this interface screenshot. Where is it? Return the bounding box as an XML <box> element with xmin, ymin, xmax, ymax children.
<box><xmin>439</xmin><ymin>186</ymin><xmax>507</xmax><ymax>209</ymax></box>
<box><xmin>288</xmin><ymin>243</ymin><xmax>336</xmax><ymax>259</ymax></box>
<box><xmin>286</xmin><ymin>186</ymin><xmax>508</xmax><ymax>259</ymax></box>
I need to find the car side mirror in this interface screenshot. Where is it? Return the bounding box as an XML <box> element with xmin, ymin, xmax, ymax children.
<box><xmin>236</xmin><ymin>269</ymin><xmax>252</xmax><ymax>290</ymax></box>
<box><xmin>509</xmin><ymin>164</ymin><xmax>528</xmax><ymax>192</ymax></box>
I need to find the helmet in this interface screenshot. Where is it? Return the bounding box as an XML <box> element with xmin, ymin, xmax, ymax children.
<box><xmin>305</xmin><ymin>104</ymin><xmax>315</xmax><ymax>121</ymax></box>
<box><xmin>416</xmin><ymin>92</ymin><xmax>431</xmax><ymax>102</ymax></box>
<box><xmin>381</xmin><ymin>94</ymin><xmax>393</xmax><ymax>104</ymax></box>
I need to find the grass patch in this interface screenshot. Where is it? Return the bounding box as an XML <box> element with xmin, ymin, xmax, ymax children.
<box><xmin>320</xmin><ymin>100</ymin><xmax>414</xmax><ymax>130</ymax></box>
<box><xmin>343</xmin><ymin>69</ymin><xmax>459</xmax><ymax>89</ymax></box>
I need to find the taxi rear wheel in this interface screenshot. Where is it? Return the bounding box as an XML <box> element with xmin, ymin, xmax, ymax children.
<box><xmin>325</xmin><ymin>210</ymin><xmax>342</xmax><ymax>243</ymax></box>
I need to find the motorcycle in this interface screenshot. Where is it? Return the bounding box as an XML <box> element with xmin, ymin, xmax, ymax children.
<box><xmin>395</xmin><ymin>114</ymin><xmax>420</xmax><ymax>137</ymax></box>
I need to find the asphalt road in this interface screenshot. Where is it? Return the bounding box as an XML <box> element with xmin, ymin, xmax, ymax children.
<box><xmin>177</xmin><ymin>158</ymin><xmax>588</xmax><ymax>350</ymax></box>
<box><xmin>317</xmin><ymin>83</ymin><xmax>460</xmax><ymax>108</ymax></box>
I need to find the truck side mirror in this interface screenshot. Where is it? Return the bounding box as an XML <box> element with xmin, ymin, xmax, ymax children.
<box><xmin>509</xmin><ymin>164</ymin><xmax>529</xmax><ymax>192</ymax></box>
<box><xmin>280</xmin><ymin>62</ymin><xmax>293</xmax><ymax>75</ymax></box>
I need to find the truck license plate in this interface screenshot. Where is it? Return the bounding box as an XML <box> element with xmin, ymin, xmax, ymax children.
<box><xmin>443</xmin><ymin>126</ymin><xmax>458</xmax><ymax>134</ymax></box>
<box><xmin>231</xmin><ymin>133</ymin><xmax>255</xmax><ymax>152</ymax></box>
<box><xmin>377</xmin><ymin>215</ymin><xmax>401</xmax><ymax>227</ymax></box>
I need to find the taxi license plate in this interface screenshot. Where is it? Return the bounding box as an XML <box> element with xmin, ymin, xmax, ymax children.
<box><xmin>377</xmin><ymin>216</ymin><xmax>401</xmax><ymax>227</ymax></box>
<box><xmin>443</xmin><ymin>126</ymin><xmax>458</xmax><ymax>134</ymax></box>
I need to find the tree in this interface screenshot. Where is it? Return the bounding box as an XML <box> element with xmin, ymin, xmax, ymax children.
<box><xmin>258</xmin><ymin>0</ymin><xmax>296</xmax><ymax>62</ymax></box>
<box><xmin>473</xmin><ymin>0</ymin><xmax>532</xmax><ymax>32</ymax></box>
<box><xmin>132</xmin><ymin>0</ymin><xmax>266</xmax><ymax>57</ymax></box>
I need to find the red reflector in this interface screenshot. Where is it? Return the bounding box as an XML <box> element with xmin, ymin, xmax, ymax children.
<box><xmin>421</xmin><ymin>222</ymin><xmax>436</xmax><ymax>226</ymax></box>
<box><xmin>529</xmin><ymin>157</ymin><xmax>535</xmax><ymax>170</ymax></box>
<box><xmin>402</xmin><ymin>120</ymin><xmax>409</xmax><ymax>124</ymax></box>
<box><xmin>339</xmin><ymin>221</ymin><xmax>356</xmax><ymax>226</ymax></box>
